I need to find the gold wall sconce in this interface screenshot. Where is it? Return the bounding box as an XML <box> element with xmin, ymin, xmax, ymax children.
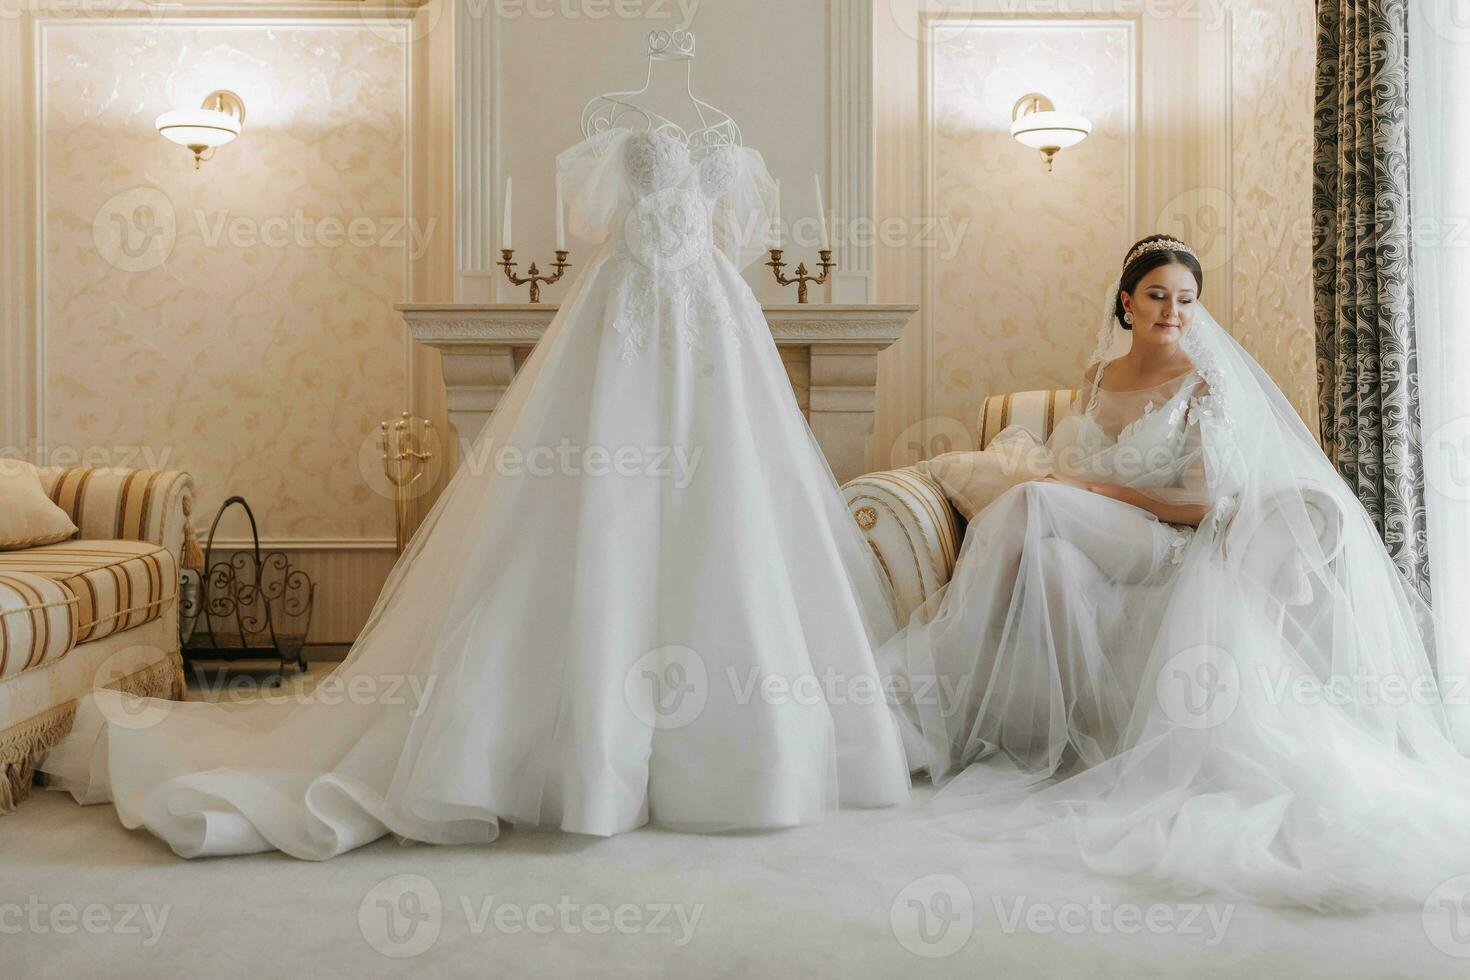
<box><xmin>1010</xmin><ymin>93</ymin><xmax>1092</xmax><ymax>173</ymax></box>
<box><xmin>156</xmin><ymin>90</ymin><xmax>246</xmax><ymax>169</ymax></box>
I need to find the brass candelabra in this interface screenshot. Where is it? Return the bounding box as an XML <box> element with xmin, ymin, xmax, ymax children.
<box><xmin>499</xmin><ymin>248</ymin><xmax>570</xmax><ymax>303</ymax></box>
<box><xmin>380</xmin><ymin>412</ymin><xmax>434</xmax><ymax>553</ymax></box>
<box><xmin>766</xmin><ymin>248</ymin><xmax>835</xmax><ymax>304</ymax></box>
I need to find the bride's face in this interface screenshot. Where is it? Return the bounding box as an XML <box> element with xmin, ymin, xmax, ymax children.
<box><xmin>1121</xmin><ymin>263</ymin><xmax>1197</xmax><ymax>347</ymax></box>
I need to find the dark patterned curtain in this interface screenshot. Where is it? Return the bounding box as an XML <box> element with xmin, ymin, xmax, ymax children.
<box><xmin>1313</xmin><ymin>0</ymin><xmax>1431</xmax><ymax>602</ymax></box>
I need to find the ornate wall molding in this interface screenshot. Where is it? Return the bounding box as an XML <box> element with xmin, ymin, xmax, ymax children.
<box><xmin>0</xmin><ymin>13</ymin><xmax>33</xmax><ymax>458</ymax></box>
<box><xmin>455</xmin><ymin>0</ymin><xmax>498</xmax><ymax>302</ymax></box>
<box><xmin>830</xmin><ymin>0</ymin><xmax>875</xmax><ymax>303</ymax></box>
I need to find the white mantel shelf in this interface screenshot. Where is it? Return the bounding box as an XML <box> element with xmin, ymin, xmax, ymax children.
<box><xmin>398</xmin><ymin>303</ymin><xmax>917</xmax><ymax>484</ymax></box>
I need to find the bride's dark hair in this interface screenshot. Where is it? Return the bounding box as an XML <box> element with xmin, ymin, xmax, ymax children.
<box><xmin>1115</xmin><ymin>234</ymin><xmax>1204</xmax><ymax>330</ymax></box>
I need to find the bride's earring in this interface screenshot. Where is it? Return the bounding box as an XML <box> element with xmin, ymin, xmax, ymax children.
<box><xmin>1123</xmin><ymin>311</ymin><xmax>1134</xmax><ymax>325</ymax></box>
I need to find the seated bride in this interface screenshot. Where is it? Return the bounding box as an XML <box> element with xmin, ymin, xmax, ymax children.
<box><xmin>877</xmin><ymin>234</ymin><xmax>1470</xmax><ymax>912</ymax></box>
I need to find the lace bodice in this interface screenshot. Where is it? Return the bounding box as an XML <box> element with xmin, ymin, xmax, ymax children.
<box><xmin>1046</xmin><ymin>359</ymin><xmax>1216</xmax><ymax>508</ymax></box>
<box><xmin>553</xmin><ymin>127</ymin><xmax>780</xmax><ymax>367</ymax></box>
<box><xmin>557</xmin><ymin>127</ymin><xmax>775</xmax><ymax>274</ymax></box>
<box><xmin>1035</xmin><ymin>356</ymin><xmax>1237</xmax><ymax>561</ymax></box>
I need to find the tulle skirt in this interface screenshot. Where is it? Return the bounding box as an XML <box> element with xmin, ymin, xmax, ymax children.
<box><xmin>879</xmin><ymin>478</ymin><xmax>1470</xmax><ymax>912</ymax></box>
<box><xmin>37</xmin><ymin>246</ymin><xmax>911</xmax><ymax>859</ymax></box>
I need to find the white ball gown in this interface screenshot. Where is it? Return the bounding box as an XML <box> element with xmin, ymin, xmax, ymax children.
<box><xmin>37</xmin><ymin>125</ymin><xmax>911</xmax><ymax>859</ymax></box>
<box><xmin>877</xmin><ymin>294</ymin><xmax>1470</xmax><ymax>911</ymax></box>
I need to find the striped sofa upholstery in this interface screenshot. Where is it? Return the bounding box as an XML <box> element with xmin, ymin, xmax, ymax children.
<box><xmin>40</xmin><ymin>467</ymin><xmax>201</xmax><ymax>565</ymax></box>
<box><xmin>0</xmin><ymin>572</ymin><xmax>78</xmax><ymax>682</ymax></box>
<box><xmin>842</xmin><ymin>389</ymin><xmax>1078</xmax><ymax>623</ymax></box>
<box><xmin>0</xmin><ymin>541</ymin><xmax>177</xmax><ymax>645</ymax></box>
<box><xmin>1</xmin><ymin>465</ymin><xmax>197</xmax><ymax>813</ymax></box>
<box><xmin>978</xmin><ymin>388</ymin><xmax>1078</xmax><ymax>451</ymax></box>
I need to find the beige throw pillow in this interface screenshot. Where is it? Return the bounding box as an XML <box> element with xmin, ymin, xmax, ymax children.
<box><xmin>916</xmin><ymin>430</ymin><xmax>1052</xmax><ymax>520</ymax></box>
<box><xmin>0</xmin><ymin>459</ymin><xmax>77</xmax><ymax>550</ymax></box>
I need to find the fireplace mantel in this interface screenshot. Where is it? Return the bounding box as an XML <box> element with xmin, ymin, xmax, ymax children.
<box><xmin>398</xmin><ymin>303</ymin><xmax>916</xmax><ymax>484</ymax></box>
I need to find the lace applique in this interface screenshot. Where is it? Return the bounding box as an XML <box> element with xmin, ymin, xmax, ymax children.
<box><xmin>625</xmin><ymin>132</ymin><xmax>689</xmax><ymax>194</ymax></box>
<box><xmin>698</xmin><ymin>147</ymin><xmax>739</xmax><ymax>199</ymax></box>
<box><xmin>1179</xmin><ymin>324</ymin><xmax>1233</xmax><ymax>428</ymax></box>
<box><xmin>1164</xmin><ymin>525</ymin><xmax>1193</xmax><ymax>565</ymax></box>
<box><xmin>1187</xmin><ymin>394</ymin><xmax>1224</xmax><ymax>428</ymax></box>
<box><xmin>1164</xmin><ymin>491</ymin><xmax>1241</xmax><ymax>567</ymax></box>
<box><xmin>1162</xmin><ymin>379</ymin><xmax>1225</xmax><ymax>438</ymax></box>
<box><xmin>1208</xmin><ymin>492</ymin><xmax>1239</xmax><ymax>535</ymax></box>
<box><xmin>1113</xmin><ymin>398</ymin><xmax>1158</xmax><ymax>444</ymax></box>
<box><xmin>604</xmin><ymin>254</ymin><xmax>745</xmax><ymax>369</ymax></box>
<box><xmin>622</xmin><ymin>186</ymin><xmax>712</xmax><ymax>273</ymax></box>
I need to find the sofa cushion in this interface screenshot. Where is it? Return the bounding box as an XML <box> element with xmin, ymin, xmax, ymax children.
<box><xmin>0</xmin><ymin>460</ymin><xmax>78</xmax><ymax>551</ymax></box>
<box><xmin>40</xmin><ymin>467</ymin><xmax>188</xmax><ymax>547</ymax></box>
<box><xmin>0</xmin><ymin>571</ymin><xmax>79</xmax><ymax>681</ymax></box>
<box><xmin>978</xmin><ymin>388</ymin><xmax>1078</xmax><ymax>451</ymax></box>
<box><xmin>0</xmin><ymin>541</ymin><xmax>177</xmax><ymax>644</ymax></box>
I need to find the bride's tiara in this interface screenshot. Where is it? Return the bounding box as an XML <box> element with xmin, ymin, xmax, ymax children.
<box><xmin>1124</xmin><ymin>237</ymin><xmax>1196</xmax><ymax>269</ymax></box>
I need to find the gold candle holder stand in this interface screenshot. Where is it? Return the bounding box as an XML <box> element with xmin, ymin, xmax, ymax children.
<box><xmin>499</xmin><ymin>248</ymin><xmax>570</xmax><ymax>303</ymax></box>
<box><xmin>380</xmin><ymin>411</ymin><xmax>434</xmax><ymax>553</ymax></box>
<box><xmin>766</xmin><ymin>248</ymin><xmax>835</xmax><ymax>304</ymax></box>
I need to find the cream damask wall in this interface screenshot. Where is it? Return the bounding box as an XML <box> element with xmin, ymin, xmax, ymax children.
<box><xmin>41</xmin><ymin>22</ymin><xmax>410</xmax><ymax>542</ymax></box>
<box><xmin>928</xmin><ymin>21</ymin><xmax>1134</xmax><ymax>431</ymax></box>
<box><xmin>873</xmin><ymin>0</ymin><xmax>1318</xmax><ymax>465</ymax></box>
<box><xmin>1229</xmin><ymin>0</ymin><xmax>1317</xmax><ymax>429</ymax></box>
<box><xmin>3</xmin><ymin>7</ymin><xmax>453</xmax><ymax>643</ymax></box>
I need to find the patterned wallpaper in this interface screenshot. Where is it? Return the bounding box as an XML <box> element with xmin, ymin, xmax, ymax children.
<box><xmin>923</xmin><ymin>6</ymin><xmax>1317</xmax><ymax>438</ymax></box>
<box><xmin>1229</xmin><ymin>0</ymin><xmax>1318</xmax><ymax>429</ymax></box>
<box><xmin>928</xmin><ymin>23</ymin><xmax>1134</xmax><ymax>433</ymax></box>
<box><xmin>41</xmin><ymin>24</ymin><xmax>410</xmax><ymax>540</ymax></box>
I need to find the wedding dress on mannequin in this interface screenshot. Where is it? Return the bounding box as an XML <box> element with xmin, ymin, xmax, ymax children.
<box><xmin>37</xmin><ymin>32</ymin><xmax>910</xmax><ymax>860</ymax></box>
<box><xmin>878</xmin><ymin>244</ymin><xmax>1470</xmax><ymax>911</ymax></box>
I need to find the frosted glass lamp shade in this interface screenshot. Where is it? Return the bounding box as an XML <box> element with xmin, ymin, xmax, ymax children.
<box><xmin>155</xmin><ymin>108</ymin><xmax>241</xmax><ymax>150</ymax></box>
<box><xmin>1010</xmin><ymin>111</ymin><xmax>1092</xmax><ymax>150</ymax></box>
<box><xmin>156</xmin><ymin>90</ymin><xmax>246</xmax><ymax>168</ymax></box>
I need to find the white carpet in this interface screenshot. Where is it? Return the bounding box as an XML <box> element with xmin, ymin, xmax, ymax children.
<box><xmin>4</xmin><ymin>779</ymin><xmax>1465</xmax><ymax>979</ymax></box>
<box><xmin>4</xmin><ymin>661</ymin><xmax>1465</xmax><ymax>978</ymax></box>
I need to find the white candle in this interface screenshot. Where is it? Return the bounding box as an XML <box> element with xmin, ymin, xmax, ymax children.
<box><xmin>773</xmin><ymin>178</ymin><xmax>782</xmax><ymax>247</ymax></box>
<box><xmin>812</xmin><ymin>172</ymin><xmax>830</xmax><ymax>250</ymax></box>
<box><xmin>501</xmin><ymin>176</ymin><xmax>513</xmax><ymax>251</ymax></box>
<box><xmin>554</xmin><ymin>174</ymin><xmax>566</xmax><ymax>251</ymax></box>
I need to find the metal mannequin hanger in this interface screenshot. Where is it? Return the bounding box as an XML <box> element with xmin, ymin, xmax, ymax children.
<box><xmin>579</xmin><ymin>28</ymin><xmax>742</xmax><ymax>149</ymax></box>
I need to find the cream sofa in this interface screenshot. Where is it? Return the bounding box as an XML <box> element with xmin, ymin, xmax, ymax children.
<box><xmin>842</xmin><ymin>387</ymin><xmax>1345</xmax><ymax>624</ymax></box>
<box><xmin>0</xmin><ymin>466</ymin><xmax>201</xmax><ymax>812</ymax></box>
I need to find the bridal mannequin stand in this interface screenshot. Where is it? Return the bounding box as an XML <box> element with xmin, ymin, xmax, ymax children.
<box><xmin>398</xmin><ymin>302</ymin><xmax>916</xmax><ymax>484</ymax></box>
